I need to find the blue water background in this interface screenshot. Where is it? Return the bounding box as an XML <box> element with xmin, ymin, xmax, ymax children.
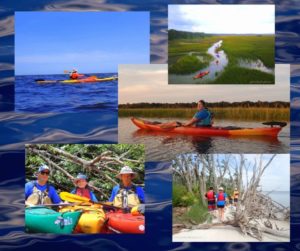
<box><xmin>15</xmin><ymin>73</ymin><xmax>118</xmax><ymax>113</ymax></box>
<box><xmin>0</xmin><ymin>0</ymin><xmax>299</xmax><ymax>251</ymax></box>
<box><xmin>264</xmin><ymin>191</ymin><xmax>290</xmax><ymax>207</ymax></box>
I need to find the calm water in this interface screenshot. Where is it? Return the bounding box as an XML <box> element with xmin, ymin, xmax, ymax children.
<box><xmin>15</xmin><ymin>73</ymin><xmax>118</xmax><ymax>113</ymax></box>
<box><xmin>264</xmin><ymin>191</ymin><xmax>290</xmax><ymax>208</ymax></box>
<box><xmin>119</xmin><ymin>118</ymin><xmax>290</xmax><ymax>161</ymax></box>
<box><xmin>169</xmin><ymin>39</ymin><xmax>274</xmax><ymax>84</ymax></box>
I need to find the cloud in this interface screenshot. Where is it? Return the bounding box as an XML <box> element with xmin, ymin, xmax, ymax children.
<box><xmin>119</xmin><ymin>64</ymin><xmax>290</xmax><ymax>104</ymax></box>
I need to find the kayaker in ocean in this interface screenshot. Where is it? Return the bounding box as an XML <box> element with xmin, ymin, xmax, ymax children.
<box><xmin>25</xmin><ymin>165</ymin><xmax>62</xmax><ymax>206</ymax></box>
<box><xmin>205</xmin><ymin>186</ymin><xmax>216</xmax><ymax>213</ymax></box>
<box><xmin>70</xmin><ymin>173</ymin><xmax>98</xmax><ymax>202</ymax></box>
<box><xmin>69</xmin><ymin>69</ymin><xmax>85</xmax><ymax>79</ymax></box>
<box><xmin>108</xmin><ymin>166</ymin><xmax>145</xmax><ymax>208</ymax></box>
<box><xmin>216</xmin><ymin>187</ymin><xmax>227</xmax><ymax>222</ymax></box>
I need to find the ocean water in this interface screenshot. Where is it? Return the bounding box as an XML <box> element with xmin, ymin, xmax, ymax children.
<box><xmin>15</xmin><ymin>74</ymin><xmax>118</xmax><ymax>113</ymax></box>
<box><xmin>0</xmin><ymin>0</ymin><xmax>299</xmax><ymax>251</ymax></box>
<box><xmin>264</xmin><ymin>191</ymin><xmax>290</xmax><ymax>208</ymax></box>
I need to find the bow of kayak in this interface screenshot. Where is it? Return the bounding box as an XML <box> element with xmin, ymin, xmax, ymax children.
<box><xmin>131</xmin><ymin>117</ymin><xmax>284</xmax><ymax>137</ymax></box>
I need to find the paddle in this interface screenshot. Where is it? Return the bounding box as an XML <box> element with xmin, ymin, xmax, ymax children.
<box><xmin>60</xmin><ymin>192</ymin><xmax>130</xmax><ymax>211</ymax></box>
<box><xmin>27</xmin><ymin>203</ymin><xmax>77</xmax><ymax>208</ymax></box>
<box><xmin>262</xmin><ymin>121</ymin><xmax>287</xmax><ymax>128</ymax></box>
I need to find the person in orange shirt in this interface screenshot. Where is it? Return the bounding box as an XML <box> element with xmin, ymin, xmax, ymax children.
<box><xmin>233</xmin><ymin>187</ymin><xmax>239</xmax><ymax>207</ymax></box>
<box><xmin>69</xmin><ymin>69</ymin><xmax>85</xmax><ymax>79</ymax></box>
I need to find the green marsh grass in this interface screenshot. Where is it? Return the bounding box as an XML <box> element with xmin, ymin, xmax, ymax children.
<box><xmin>119</xmin><ymin>107</ymin><xmax>289</xmax><ymax>121</ymax></box>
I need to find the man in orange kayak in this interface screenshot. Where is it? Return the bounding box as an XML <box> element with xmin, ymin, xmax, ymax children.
<box><xmin>69</xmin><ymin>69</ymin><xmax>85</xmax><ymax>79</ymax></box>
<box><xmin>183</xmin><ymin>100</ymin><xmax>213</xmax><ymax>127</ymax></box>
<box><xmin>159</xmin><ymin>100</ymin><xmax>213</xmax><ymax>129</ymax></box>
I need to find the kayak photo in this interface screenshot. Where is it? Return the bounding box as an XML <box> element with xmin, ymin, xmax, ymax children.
<box><xmin>172</xmin><ymin>154</ymin><xmax>290</xmax><ymax>242</ymax></box>
<box><xmin>14</xmin><ymin>12</ymin><xmax>149</xmax><ymax>113</ymax></box>
<box><xmin>168</xmin><ymin>5</ymin><xmax>275</xmax><ymax>84</ymax></box>
<box><xmin>118</xmin><ymin>64</ymin><xmax>289</xmax><ymax>161</ymax></box>
<box><xmin>25</xmin><ymin>144</ymin><xmax>145</xmax><ymax>234</ymax></box>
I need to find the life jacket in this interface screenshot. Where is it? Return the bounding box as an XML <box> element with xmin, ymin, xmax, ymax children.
<box><xmin>196</xmin><ymin>109</ymin><xmax>213</xmax><ymax>126</ymax></box>
<box><xmin>70</xmin><ymin>72</ymin><xmax>79</xmax><ymax>79</ymax></box>
<box><xmin>26</xmin><ymin>181</ymin><xmax>52</xmax><ymax>205</ymax></box>
<box><xmin>217</xmin><ymin>192</ymin><xmax>225</xmax><ymax>202</ymax></box>
<box><xmin>75</xmin><ymin>187</ymin><xmax>91</xmax><ymax>199</ymax></box>
<box><xmin>206</xmin><ymin>190</ymin><xmax>215</xmax><ymax>201</ymax></box>
<box><xmin>112</xmin><ymin>185</ymin><xmax>140</xmax><ymax>208</ymax></box>
<box><xmin>233</xmin><ymin>191</ymin><xmax>239</xmax><ymax>199</ymax></box>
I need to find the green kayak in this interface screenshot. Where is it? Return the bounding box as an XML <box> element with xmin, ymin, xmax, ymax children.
<box><xmin>25</xmin><ymin>207</ymin><xmax>82</xmax><ymax>234</ymax></box>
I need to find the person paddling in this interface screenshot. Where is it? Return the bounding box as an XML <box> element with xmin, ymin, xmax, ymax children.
<box><xmin>69</xmin><ymin>69</ymin><xmax>85</xmax><ymax>80</ymax></box>
<box><xmin>70</xmin><ymin>173</ymin><xmax>98</xmax><ymax>202</ymax></box>
<box><xmin>159</xmin><ymin>100</ymin><xmax>213</xmax><ymax>129</ymax></box>
<box><xmin>205</xmin><ymin>186</ymin><xmax>216</xmax><ymax>213</ymax></box>
<box><xmin>216</xmin><ymin>187</ymin><xmax>227</xmax><ymax>222</ymax></box>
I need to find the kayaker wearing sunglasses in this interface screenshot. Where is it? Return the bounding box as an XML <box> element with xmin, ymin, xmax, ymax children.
<box><xmin>25</xmin><ymin>165</ymin><xmax>61</xmax><ymax>206</ymax></box>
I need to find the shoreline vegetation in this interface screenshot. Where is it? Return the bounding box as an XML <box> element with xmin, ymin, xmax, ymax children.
<box><xmin>168</xmin><ymin>30</ymin><xmax>275</xmax><ymax>84</ymax></box>
<box><xmin>172</xmin><ymin>154</ymin><xmax>290</xmax><ymax>242</ymax></box>
<box><xmin>119</xmin><ymin>102</ymin><xmax>290</xmax><ymax>121</ymax></box>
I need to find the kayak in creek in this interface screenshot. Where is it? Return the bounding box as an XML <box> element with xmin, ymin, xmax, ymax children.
<box><xmin>105</xmin><ymin>210</ymin><xmax>145</xmax><ymax>234</ymax></box>
<box><xmin>193</xmin><ymin>71</ymin><xmax>209</xmax><ymax>79</ymax></box>
<box><xmin>131</xmin><ymin>117</ymin><xmax>286</xmax><ymax>137</ymax></box>
<box><xmin>35</xmin><ymin>76</ymin><xmax>118</xmax><ymax>84</ymax></box>
<box><xmin>25</xmin><ymin>207</ymin><xmax>82</xmax><ymax>234</ymax></box>
<box><xmin>59</xmin><ymin>204</ymin><xmax>106</xmax><ymax>234</ymax></box>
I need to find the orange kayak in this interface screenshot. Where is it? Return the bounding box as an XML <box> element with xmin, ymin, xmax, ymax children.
<box><xmin>106</xmin><ymin>211</ymin><xmax>145</xmax><ymax>234</ymax></box>
<box><xmin>131</xmin><ymin>117</ymin><xmax>285</xmax><ymax>137</ymax></box>
<box><xmin>193</xmin><ymin>71</ymin><xmax>209</xmax><ymax>79</ymax></box>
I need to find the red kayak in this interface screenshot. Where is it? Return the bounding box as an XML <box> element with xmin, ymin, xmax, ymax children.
<box><xmin>193</xmin><ymin>71</ymin><xmax>209</xmax><ymax>79</ymax></box>
<box><xmin>131</xmin><ymin>117</ymin><xmax>285</xmax><ymax>137</ymax></box>
<box><xmin>105</xmin><ymin>211</ymin><xmax>145</xmax><ymax>234</ymax></box>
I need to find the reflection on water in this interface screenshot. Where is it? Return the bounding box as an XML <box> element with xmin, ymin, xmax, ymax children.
<box><xmin>238</xmin><ymin>59</ymin><xmax>274</xmax><ymax>74</ymax></box>
<box><xmin>119</xmin><ymin>118</ymin><xmax>290</xmax><ymax>161</ymax></box>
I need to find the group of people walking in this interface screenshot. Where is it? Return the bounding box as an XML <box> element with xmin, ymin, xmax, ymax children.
<box><xmin>205</xmin><ymin>186</ymin><xmax>239</xmax><ymax>222</ymax></box>
<box><xmin>25</xmin><ymin>165</ymin><xmax>145</xmax><ymax>208</ymax></box>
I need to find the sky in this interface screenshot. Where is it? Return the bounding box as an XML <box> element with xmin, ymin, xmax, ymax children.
<box><xmin>15</xmin><ymin>12</ymin><xmax>149</xmax><ymax>75</ymax></box>
<box><xmin>168</xmin><ymin>5</ymin><xmax>275</xmax><ymax>34</ymax></box>
<box><xmin>244</xmin><ymin>154</ymin><xmax>290</xmax><ymax>192</ymax></box>
<box><xmin>119</xmin><ymin>64</ymin><xmax>290</xmax><ymax>104</ymax></box>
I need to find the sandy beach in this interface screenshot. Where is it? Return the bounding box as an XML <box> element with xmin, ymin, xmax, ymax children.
<box><xmin>173</xmin><ymin>206</ymin><xmax>290</xmax><ymax>242</ymax></box>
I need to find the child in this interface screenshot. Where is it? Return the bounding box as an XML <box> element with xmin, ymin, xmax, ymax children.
<box><xmin>71</xmin><ymin>173</ymin><xmax>98</xmax><ymax>202</ymax></box>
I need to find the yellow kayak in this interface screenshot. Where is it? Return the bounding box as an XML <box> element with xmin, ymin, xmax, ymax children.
<box><xmin>35</xmin><ymin>76</ymin><xmax>118</xmax><ymax>84</ymax></box>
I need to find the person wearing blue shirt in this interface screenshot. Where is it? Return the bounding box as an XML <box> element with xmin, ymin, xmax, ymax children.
<box><xmin>183</xmin><ymin>100</ymin><xmax>213</xmax><ymax>127</ymax></box>
<box><xmin>109</xmin><ymin>166</ymin><xmax>145</xmax><ymax>208</ymax></box>
<box><xmin>216</xmin><ymin>187</ymin><xmax>227</xmax><ymax>222</ymax></box>
<box><xmin>25</xmin><ymin>165</ymin><xmax>61</xmax><ymax>205</ymax></box>
<box><xmin>70</xmin><ymin>173</ymin><xmax>98</xmax><ymax>202</ymax></box>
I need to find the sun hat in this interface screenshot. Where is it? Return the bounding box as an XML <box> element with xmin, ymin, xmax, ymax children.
<box><xmin>218</xmin><ymin>187</ymin><xmax>224</xmax><ymax>191</ymax></box>
<box><xmin>116</xmin><ymin>166</ymin><xmax>137</xmax><ymax>179</ymax></box>
<box><xmin>74</xmin><ymin>173</ymin><xmax>87</xmax><ymax>183</ymax></box>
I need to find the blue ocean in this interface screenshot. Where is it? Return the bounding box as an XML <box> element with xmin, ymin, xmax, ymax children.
<box><xmin>0</xmin><ymin>0</ymin><xmax>299</xmax><ymax>251</ymax></box>
<box><xmin>15</xmin><ymin>73</ymin><xmax>117</xmax><ymax>113</ymax></box>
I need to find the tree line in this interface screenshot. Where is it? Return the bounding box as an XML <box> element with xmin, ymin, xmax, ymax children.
<box><xmin>168</xmin><ymin>29</ymin><xmax>209</xmax><ymax>40</ymax></box>
<box><xmin>119</xmin><ymin>101</ymin><xmax>289</xmax><ymax>109</ymax></box>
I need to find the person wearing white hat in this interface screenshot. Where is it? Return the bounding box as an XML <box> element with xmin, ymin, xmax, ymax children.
<box><xmin>216</xmin><ymin>187</ymin><xmax>227</xmax><ymax>222</ymax></box>
<box><xmin>25</xmin><ymin>164</ymin><xmax>61</xmax><ymax>206</ymax></box>
<box><xmin>108</xmin><ymin>166</ymin><xmax>145</xmax><ymax>208</ymax></box>
<box><xmin>70</xmin><ymin>173</ymin><xmax>98</xmax><ymax>202</ymax></box>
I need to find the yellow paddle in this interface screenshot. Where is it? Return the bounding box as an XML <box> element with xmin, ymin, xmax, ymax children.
<box><xmin>60</xmin><ymin>192</ymin><xmax>128</xmax><ymax>211</ymax></box>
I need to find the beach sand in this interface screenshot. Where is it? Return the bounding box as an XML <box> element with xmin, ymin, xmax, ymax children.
<box><xmin>173</xmin><ymin>206</ymin><xmax>290</xmax><ymax>242</ymax></box>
